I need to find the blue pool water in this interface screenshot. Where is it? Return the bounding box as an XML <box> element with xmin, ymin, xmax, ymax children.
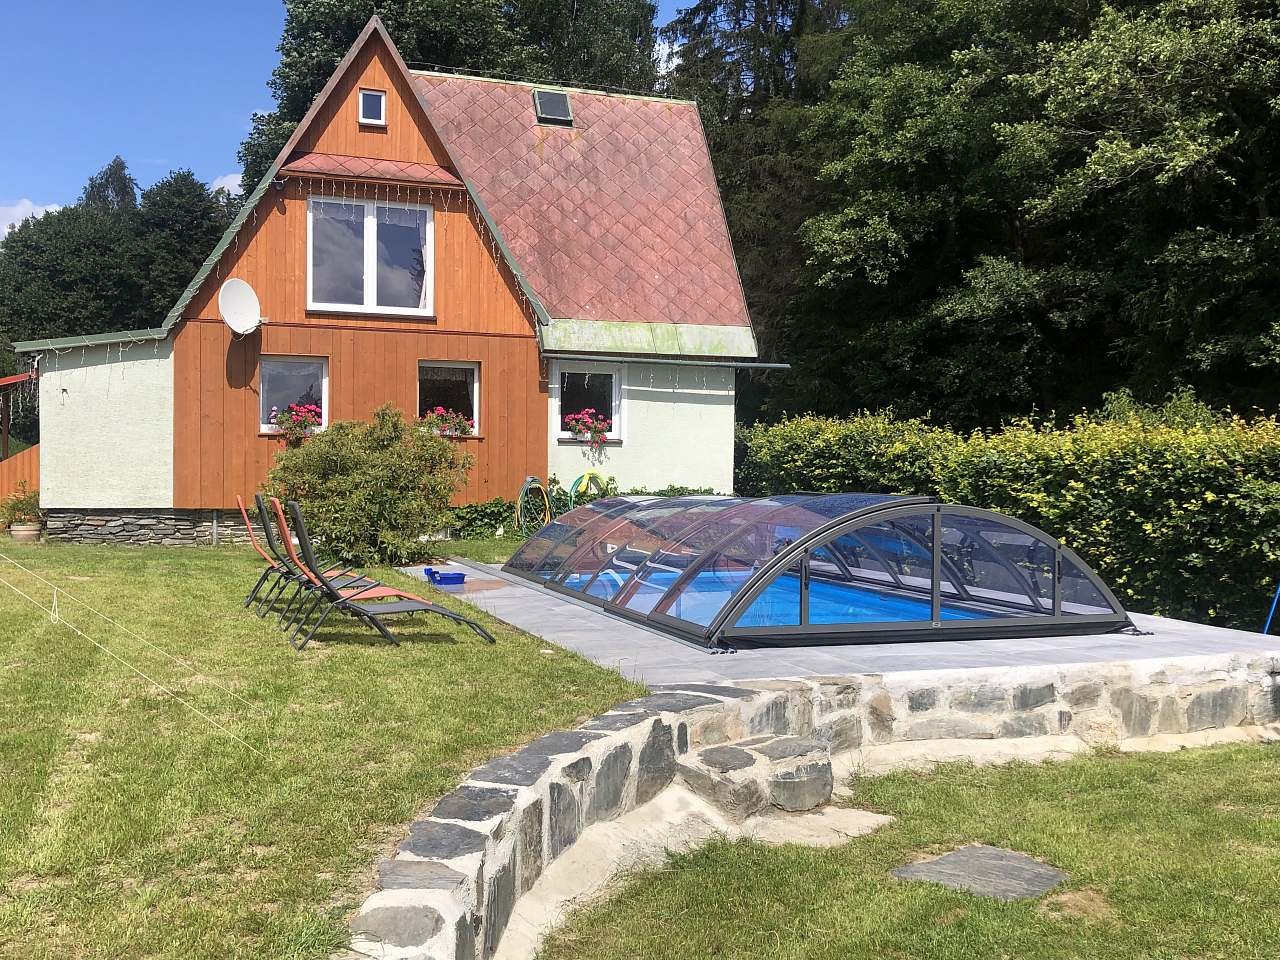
<box><xmin>560</xmin><ymin>569</ymin><xmax>998</xmax><ymax>628</ymax></box>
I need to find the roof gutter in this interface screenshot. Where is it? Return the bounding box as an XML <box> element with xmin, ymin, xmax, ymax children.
<box><xmin>541</xmin><ymin>351</ymin><xmax>789</xmax><ymax>370</ymax></box>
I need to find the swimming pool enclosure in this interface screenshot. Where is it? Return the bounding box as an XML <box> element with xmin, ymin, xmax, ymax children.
<box><xmin>502</xmin><ymin>494</ymin><xmax>1131</xmax><ymax>648</ymax></box>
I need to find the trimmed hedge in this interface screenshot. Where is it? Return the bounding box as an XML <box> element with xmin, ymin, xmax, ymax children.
<box><xmin>737</xmin><ymin>407</ymin><xmax>1280</xmax><ymax>629</ymax></box>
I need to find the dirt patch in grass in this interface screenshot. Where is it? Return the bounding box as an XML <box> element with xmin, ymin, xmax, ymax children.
<box><xmin>1040</xmin><ymin>888</ymin><xmax>1116</xmax><ymax>921</ymax></box>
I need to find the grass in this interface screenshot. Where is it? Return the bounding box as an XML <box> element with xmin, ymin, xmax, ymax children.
<box><xmin>540</xmin><ymin>744</ymin><xmax>1280</xmax><ymax>960</ymax></box>
<box><xmin>432</xmin><ymin>535</ymin><xmax>525</xmax><ymax>564</ymax></box>
<box><xmin>0</xmin><ymin>541</ymin><xmax>641</xmax><ymax>960</ymax></box>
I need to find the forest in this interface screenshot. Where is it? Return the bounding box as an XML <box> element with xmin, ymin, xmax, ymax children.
<box><xmin>3</xmin><ymin>0</ymin><xmax>1278</xmax><ymax>435</ymax></box>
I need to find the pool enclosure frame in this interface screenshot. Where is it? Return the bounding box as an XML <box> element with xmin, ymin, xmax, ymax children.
<box><xmin>502</xmin><ymin>496</ymin><xmax>1132</xmax><ymax>649</ymax></box>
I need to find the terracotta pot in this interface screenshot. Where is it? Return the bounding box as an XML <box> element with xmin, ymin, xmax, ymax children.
<box><xmin>9</xmin><ymin>522</ymin><xmax>41</xmax><ymax>542</ymax></box>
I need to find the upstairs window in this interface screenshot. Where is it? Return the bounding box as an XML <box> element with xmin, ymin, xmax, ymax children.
<box><xmin>533</xmin><ymin>89</ymin><xmax>573</xmax><ymax>126</ymax></box>
<box><xmin>308</xmin><ymin>198</ymin><xmax>434</xmax><ymax>316</ymax></box>
<box><xmin>359</xmin><ymin>88</ymin><xmax>386</xmax><ymax>126</ymax></box>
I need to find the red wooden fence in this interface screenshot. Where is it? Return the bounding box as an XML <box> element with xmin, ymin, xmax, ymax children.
<box><xmin>0</xmin><ymin>445</ymin><xmax>39</xmax><ymax>500</ymax></box>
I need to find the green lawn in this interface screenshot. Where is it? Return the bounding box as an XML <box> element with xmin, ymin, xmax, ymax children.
<box><xmin>541</xmin><ymin>744</ymin><xmax>1280</xmax><ymax>960</ymax></box>
<box><xmin>431</xmin><ymin>535</ymin><xmax>525</xmax><ymax>564</ymax></box>
<box><xmin>0</xmin><ymin>541</ymin><xmax>641</xmax><ymax>960</ymax></box>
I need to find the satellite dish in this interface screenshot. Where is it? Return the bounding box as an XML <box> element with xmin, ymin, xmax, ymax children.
<box><xmin>218</xmin><ymin>278</ymin><xmax>263</xmax><ymax>335</ymax></box>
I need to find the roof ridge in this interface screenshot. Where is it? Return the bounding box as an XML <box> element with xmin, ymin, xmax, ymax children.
<box><xmin>409</xmin><ymin>68</ymin><xmax>697</xmax><ymax>107</ymax></box>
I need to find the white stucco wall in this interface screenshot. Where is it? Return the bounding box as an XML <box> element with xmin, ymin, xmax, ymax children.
<box><xmin>37</xmin><ymin>340</ymin><xmax>174</xmax><ymax>508</ymax></box>
<box><xmin>547</xmin><ymin>362</ymin><xmax>736</xmax><ymax>492</ymax></box>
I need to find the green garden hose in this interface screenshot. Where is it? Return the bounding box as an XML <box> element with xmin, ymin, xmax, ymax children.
<box><xmin>515</xmin><ymin>476</ymin><xmax>552</xmax><ymax>534</ymax></box>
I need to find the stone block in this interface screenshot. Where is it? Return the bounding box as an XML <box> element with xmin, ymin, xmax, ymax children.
<box><xmin>1013</xmin><ymin>683</ymin><xmax>1056</xmax><ymax>711</ymax></box>
<box><xmin>562</xmin><ymin>756</ymin><xmax>592</xmax><ymax>782</ymax></box>
<box><xmin>524</xmin><ymin>730</ymin><xmax>604</xmax><ymax>755</ymax></box>
<box><xmin>456</xmin><ymin>914</ymin><xmax>477</xmax><ymax>960</ymax></box>
<box><xmin>1063</xmin><ymin>681</ymin><xmax>1103</xmax><ymax>708</ymax></box>
<box><xmin>998</xmin><ymin>713</ymin><xmax>1049</xmax><ymax>738</ymax></box>
<box><xmin>351</xmin><ymin>901</ymin><xmax>444</xmax><ymax>949</ymax></box>
<box><xmin>813</xmin><ymin>676</ymin><xmax>861</xmax><ymax>714</ymax></box>
<box><xmin>951</xmin><ymin>684</ymin><xmax>1008</xmax><ymax>713</ymax></box>
<box><xmin>470</xmin><ymin>748</ymin><xmax>554</xmax><ymax>787</ymax></box>
<box><xmin>907</xmin><ymin>688</ymin><xmax>939</xmax><ymax>713</ymax></box>
<box><xmin>1185</xmin><ymin>686</ymin><xmax>1248</xmax><ymax>731</ymax></box>
<box><xmin>615</xmin><ymin>692</ymin><xmax>719</xmax><ymax>714</ymax></box>
<box><xmin>815</xmin><ymin>712</ymin><xmax>863</xmax><ymax>751</ymax></box>
<box><xmin>866</xmin><ymin>691</ymin><xmax>895</xmax><ymax>739</ymax></box>
<box><xmin>1156</xmin><ymin>696</ymin><xmax>1184</xmax><ymax>734</ymax></box>
<box><xmin>768</xmin><ymin>759</ymin><xmax>834</xmax><ymax>812</ymax></box>
<box><xmin>901</xmin><ymin>716</ymin><xmax>996</xmax><ymax>741</ymax></box>
<box><xmin>548</xmin><ymin>781</ymin><xmax>581</xmax><ymax>859</ymax></box>
<box><xmin>585</xmin><ymin>744</ymin><xmax>633</xmax><ymax>824</ymax></box>
<box><xmin>747</xmin><ymin>696</ymin><xmax>789</xmax><ymax>735</ymax></box>
<box><xmin>677</xmin><ymin>722</ymin><xmax>689</xmax><ymax>754</ymax></box>
<box><xmin>582</xmin><ymin>711</ymin><xmax>654</xmax><ymax>731</ymax></box>
<box><xmin>516</xmin><ymin>800</ymin><xmax>544</xmax><ymax>894</ymax></box>
<box><xmin>699</xmin><ymin>745</ymin><xmax>755</xmax><ymax>772</ymax></box>
<box><xmin>651</xmin><ymin>683</ymin><xmax>758</xmax><ymax>699</ymax></box>
<box><xmin>1056</xmin><ymin>710</ymin><xmax>1073</xmax><ymax>733</ymax></box>
<box><xmin>433</xmin><ymin>785</ymin><xmax>517</xmax><ymax>822</ymax></box>
<box><xmin>402</xmin><ymin>820</ymin><xmax>488</xmax><ymax>860</ymax></box>
<box><xmin>750</xmin><ymin>736</ymin><xmax>823</xmax><ymax>762</ymax></box>
<box><xmin>1109</xmin><ymin>687</ymin><xmax>1157</xmax><ymax>737</ymax></box>
<box><xmin>377</xmin><ymin>859</ymin><xmax>467</xmax><ymax>892</ymax></box>
<box><xmin>675</xmin><ymin>760</ymin><xmax>768</xmax><ymax>821</ymax></box>
<box><xmin>636</xmin><ymin>720</ymin><xmax>676</xmax><ymax>804</ymax></box>
<box><xmin>483</xmin><ymin>847</ymin><xmax>516</xmax><ymax>959</ymax></box>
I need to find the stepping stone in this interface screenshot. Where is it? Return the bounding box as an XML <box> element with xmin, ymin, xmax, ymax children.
<box><xmin>891</xmin><ymin>845</ymin><xmax>1067</xmax><ymax>900</ymax></box>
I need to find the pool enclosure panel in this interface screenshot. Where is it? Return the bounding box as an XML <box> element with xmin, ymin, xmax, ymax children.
<box><xmin>502</xmin><ymin>495</ymin><xmax>1130</xmax><ymax>648</ymax></box>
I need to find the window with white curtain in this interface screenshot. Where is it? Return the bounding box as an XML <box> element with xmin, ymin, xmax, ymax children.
<box><xmin>308</xmin><ymin>198</ymin><xmax>434</xmax><ymax>315</ymax></box>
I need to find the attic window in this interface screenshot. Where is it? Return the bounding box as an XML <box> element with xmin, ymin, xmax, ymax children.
<box><xmin>359</xmin><ymin>88</ymin><xmax>386</xmax><ymax>126</ymax></box>
<box><xmin>533</xmin><ymin>90</ymin><xmax>573</xmax><ymax>127</ymax></box>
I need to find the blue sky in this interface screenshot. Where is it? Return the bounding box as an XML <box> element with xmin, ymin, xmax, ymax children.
<box><xmin>2</xmin><ymin>1</ymin><xmax>684</xmax><ymax>232</ymax></box>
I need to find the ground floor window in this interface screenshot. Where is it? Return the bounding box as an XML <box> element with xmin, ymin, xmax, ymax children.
<box><xmin>260</xmin><ymin>356</ymin><xmax>328</xmax><ymax>432</ymax></box>
<box><xmin>419</xmin><ymin>361</ymin><xmax>479</xmax><ymax>431</ymax></box>
<box><xmin>555</xmin><ymin>362</ymin><xmax>621</xmax><ymax>440</ymax></box>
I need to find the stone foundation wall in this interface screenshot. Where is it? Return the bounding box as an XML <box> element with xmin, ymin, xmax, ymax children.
<box><xmin>348</xmin><ymin>651</ymin><xmax>1280</xmax><ymax>960</ymax></box>
<box><xmin>44</xmin><ymin>509</ymin><xmax>259</xmax><ymax>546</ymax></box>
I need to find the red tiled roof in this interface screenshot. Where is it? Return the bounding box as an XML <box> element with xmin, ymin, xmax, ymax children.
<box><xmin>281</xmin><ymin>151</ymin><xmax>464</xmax><ymax>188</ymax></box>
<box><xmin>413</xmin><ymin>74</ymin><xmax>752</xmax><ymax>329</ymax></box>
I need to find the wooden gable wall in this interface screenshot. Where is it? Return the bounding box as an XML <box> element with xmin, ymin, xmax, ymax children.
<box><xmin>171</xmin><ymin>39</ymin><xmax>547</xmax><ymax>509</ymax></box>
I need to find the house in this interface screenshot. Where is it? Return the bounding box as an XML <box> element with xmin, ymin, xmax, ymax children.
<box><xmin>8</xmin><ymin>17</ymin><xmax>762</xmax><ymax>544</ymax></box>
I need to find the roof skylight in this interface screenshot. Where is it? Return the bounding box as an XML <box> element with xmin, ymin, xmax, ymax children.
<box><xmin>533</xmin><ymin>89</ymin><xmax>573</xmax><ymax>126</ymax></box>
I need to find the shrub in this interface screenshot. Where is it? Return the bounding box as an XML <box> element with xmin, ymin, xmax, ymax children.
<box><xmin>1</xmin><ymin>482</ymin><xmax>41</xmax><ymax>525</ymax></box>
<box><xmin>265</xmin><ymin>404</ymin><xmax>471</xmax><ymax>565</ymax></box>
<box><xmin>453</xmin><ymin>497</ymin><xmax>515</xmax><ymax>539</ymax></box>
<box><xmin>737</xmin><ymin>402</ymin><xmax>1280</xmax><ymax>629</ymax></box>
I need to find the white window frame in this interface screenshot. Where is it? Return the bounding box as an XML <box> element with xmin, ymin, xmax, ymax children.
<box><xmin>552</xmin><ymin>360</ymin><xmax>623</xmax><ymax>442</ymax></box>
<box><xmin>307</xmin><ymin>197</ymin><xmax>435</xmax><ymax>317</ymax></box>
<box><xmin>259</xmin><ymin>355</ymin><xmax>330</xmax><ymax>433</ymax></box>
<box><xmin>358</xmin><ymin>88</ymin><xmax>386</xmax><ymax>126</ymax></box>
<box><xmin>418</xmin><ymin>360</ymin><xmax>481</xmax><ymax>433</ymax></box>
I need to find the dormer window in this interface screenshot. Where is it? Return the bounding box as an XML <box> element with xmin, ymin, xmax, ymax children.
<box><xmin>533</xmin><ymin>89</ymin><xmax>573</xmax><ymax>127</ymax></box>
<box><xmin>359</xmin><ymin>88</ymin><xmax>386</xmax><ymax>126</ymax></box>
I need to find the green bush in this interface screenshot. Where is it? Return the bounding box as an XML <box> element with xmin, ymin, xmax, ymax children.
<box><xmin>737</xmin><ymin>402</ymin><xmax>1280</xmax><ymax>629</ymax></box>
<box><xmin>453</xmin><ymin>497</ymin><xmax>515</xmax><ymax>539</ymax></box>
<box><xmin>266</xmin><ymin>404</ymin><xmax>471</xmax><ymax>565</ymax></box>
<box><xmin>1</xmin><ymin>481</ymin><xmax>41</xmax><ymax>525</ymax></box>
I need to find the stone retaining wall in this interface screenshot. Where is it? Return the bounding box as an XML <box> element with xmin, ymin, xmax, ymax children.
<box><xmin>44</xmin><ymin>509</ymin><xmax>256</xmax><ymax>545</ymax></box>
<box><xmin>348</xmin><ymin>651</ymin><xmax>1280</xmax><ymax>960</ymax></box>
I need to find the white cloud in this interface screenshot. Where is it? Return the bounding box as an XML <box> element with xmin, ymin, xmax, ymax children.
<box><xmin>2</xmin><ymin>198</ymin><xmax>62</xmax><ymax>235</ymax></box>
<box><xmin>211</xmin><ymin>172</ymin><xmax>243</xmax><ymax>195</ymax></box>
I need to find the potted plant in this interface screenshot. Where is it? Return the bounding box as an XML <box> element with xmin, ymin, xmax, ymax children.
<box><xmin>3</xmin><ymin>482</ymin><xmax>42</xmax><ymax>542</ymax></box>
<box><xmin>272</xmin><ymin>403</ymin><xmax>323</xmax><ymax>447</ymax></box>
<box><xmin>563</xmin><ymin>408</ymin><xmax>612</xmax><ymax>450</ymax></box>
<box><xmin>420</xmin><ymin>406</ymin><xmax>475</xmax><ymax>437</ymax></box>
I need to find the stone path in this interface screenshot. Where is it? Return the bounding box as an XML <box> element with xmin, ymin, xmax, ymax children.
<box><xmin>406</xmin><ymin>561</ymin><xmax>1280</xmax><ymax>686</ymax></box>
<box><xmin>891</xmin><ymin>845</ymin><xmax>1067</xmax><ymax>900</ymax></box>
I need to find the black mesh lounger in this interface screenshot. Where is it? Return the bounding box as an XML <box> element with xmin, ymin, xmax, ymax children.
<box><xmin>285</xmin><ymin>499</ymin><xmax>496</xmax><ymax>650</ymax></box>
<box><xmin>254</xmin><ymin>494</ymin><xmax>371</xmax><ymax>628</ymax></box>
